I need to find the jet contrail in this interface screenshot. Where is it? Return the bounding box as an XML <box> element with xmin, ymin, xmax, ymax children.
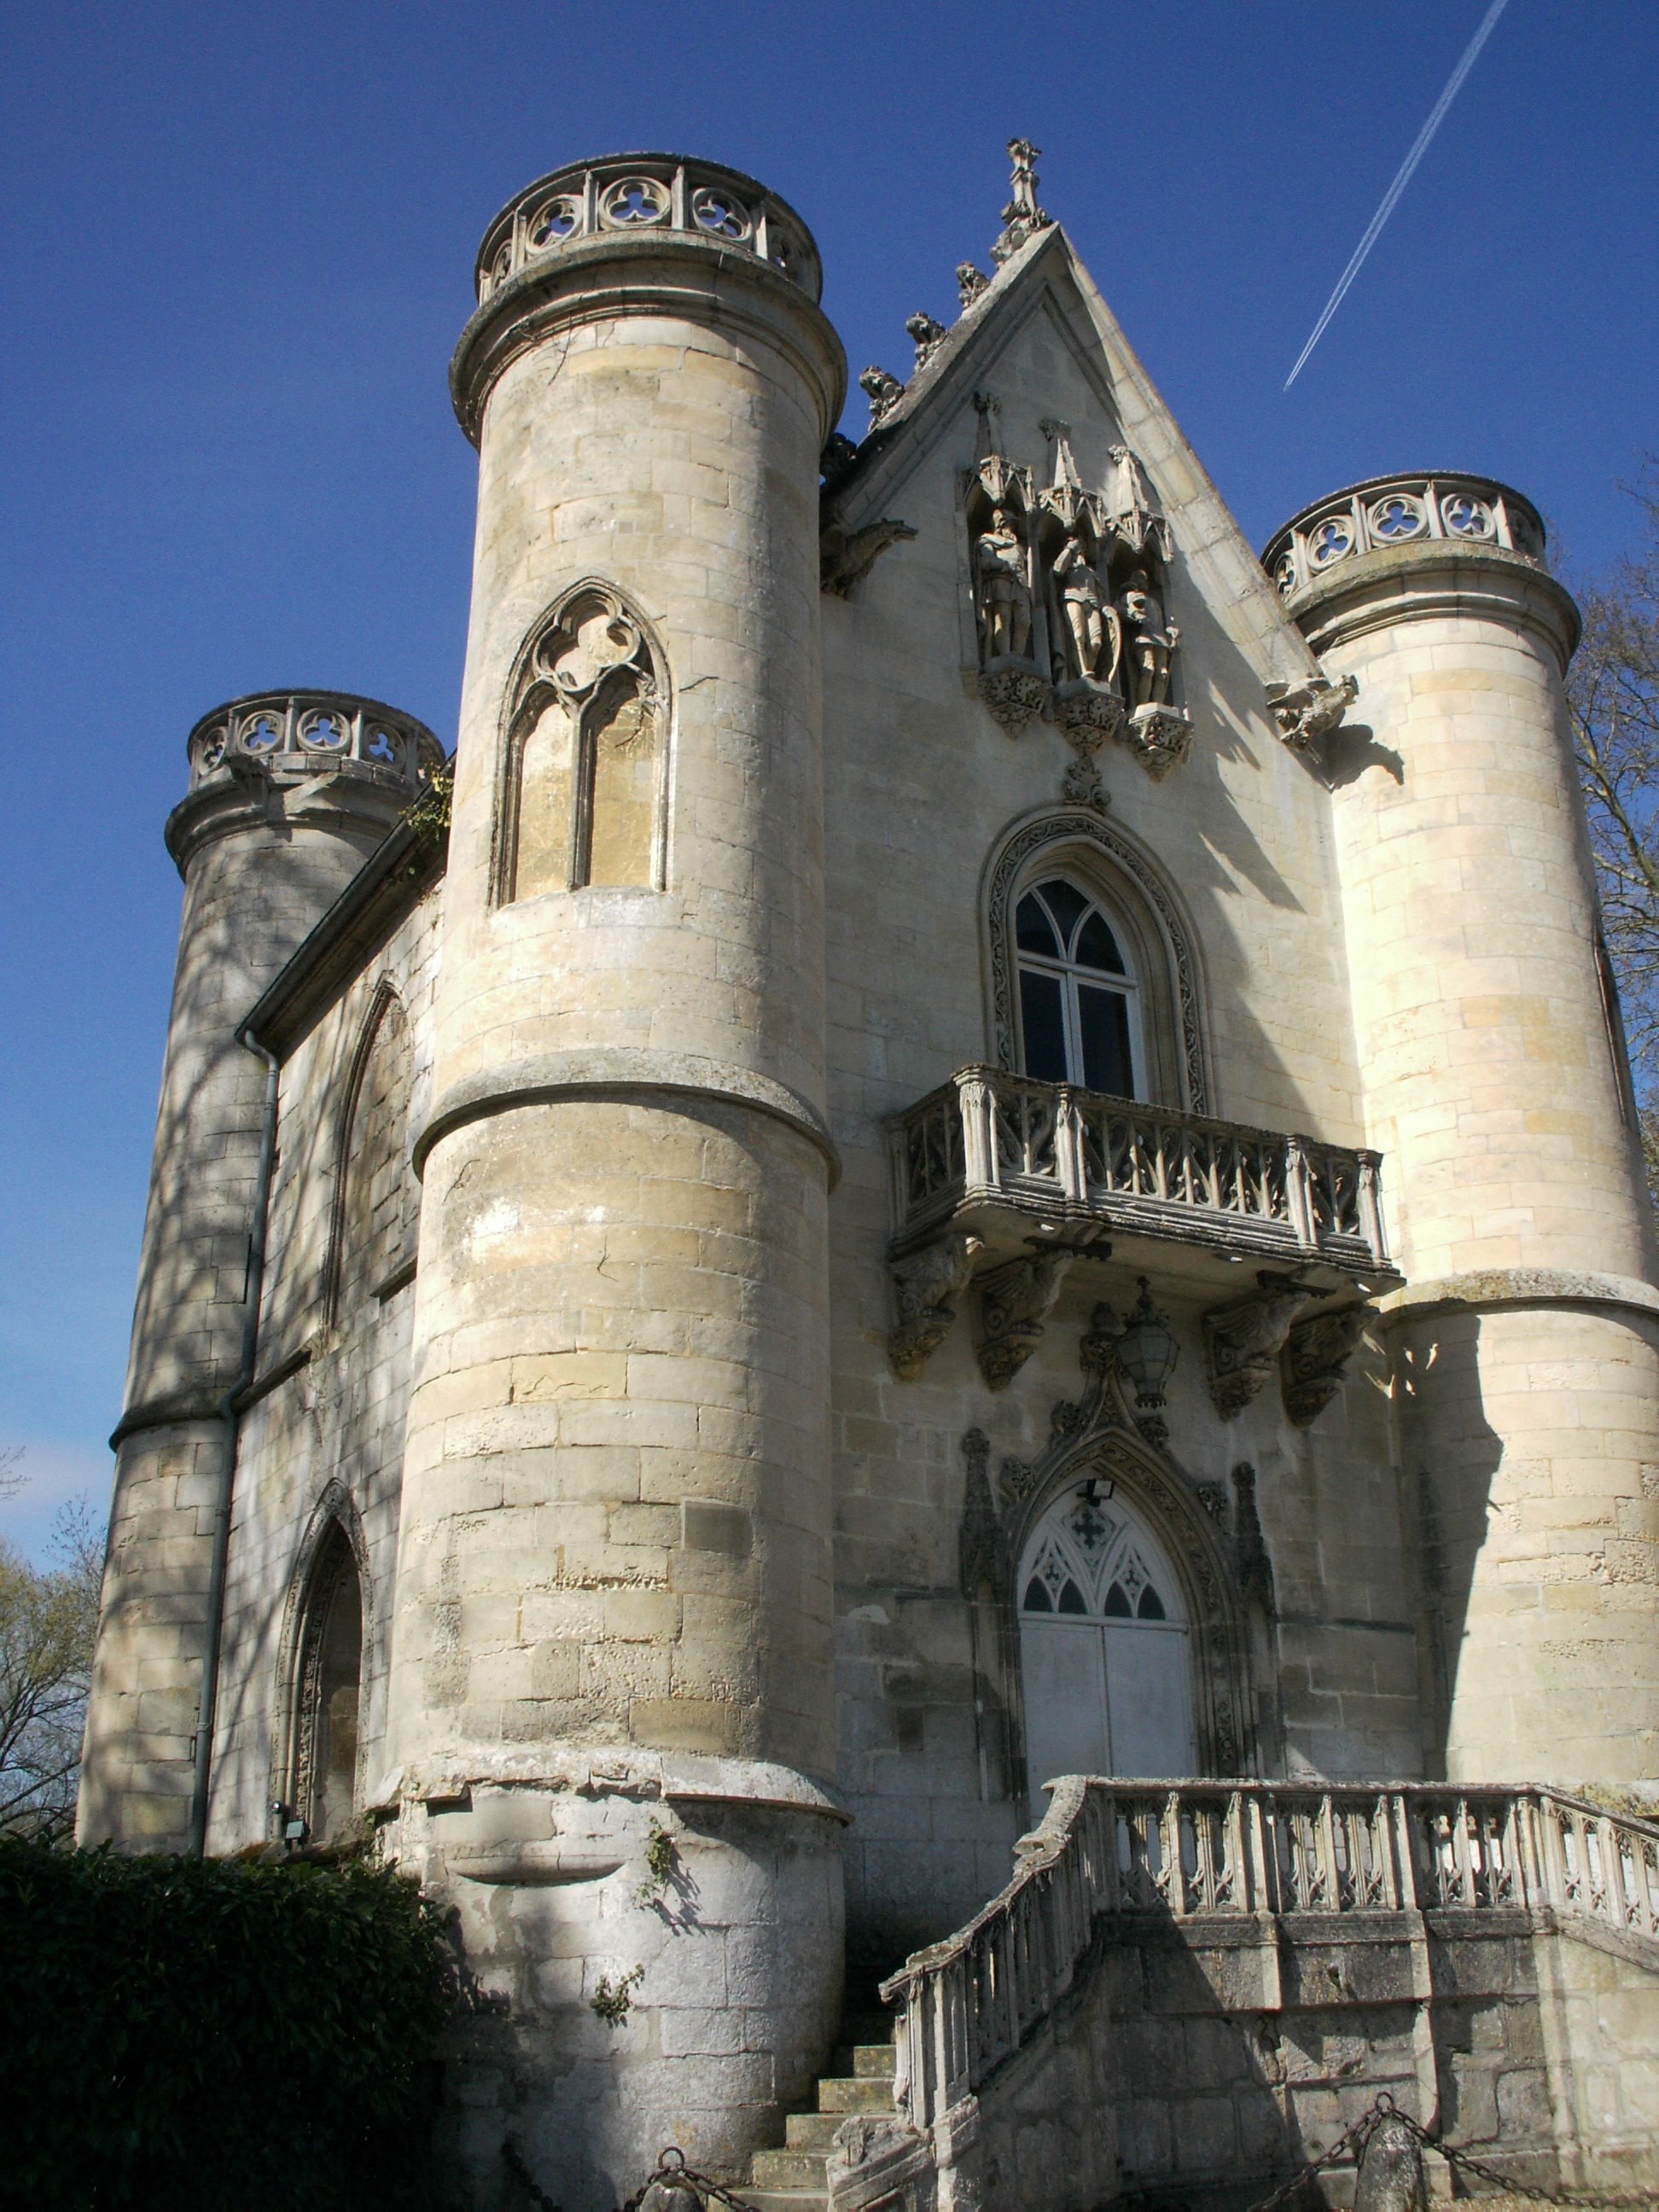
<box><xmin>1284</xmin><ymin>0</ymin><xmax>1511</xmax><ymax>390</ymax></box>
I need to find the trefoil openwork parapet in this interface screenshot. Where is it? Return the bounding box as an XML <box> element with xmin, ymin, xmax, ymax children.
<box><xmin>885</xmin><ymin>1066</ymin><xmax>1392</xmax><ymax>1283</ymax></box>
<box><xmin>1263</xmin><ymin>472</ymin><xmax>1547</xmax><ymax>602</ymax></box>
<box><xmin>186</xmin><ymin>692</ymin><xmax>445</xmax><ymax>798</ymax></box>
<box><xmin>473</xmin><ymin>155</ymin><xmax>822</xmax><ymax>306</ymax></box>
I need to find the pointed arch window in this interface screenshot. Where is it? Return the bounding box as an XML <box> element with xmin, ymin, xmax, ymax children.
<box><xmin>331</xmin><ymin>988</ymin><xmax>417</xmax><ymax>1317</ymax></box>
<box><xmin>1015</xmin><ymin>877</ymin><xmax>1140</xmax><ymax>1097</ymax></box>
<box><xmin>290</xmin><ymin>1522</ymin><xmax>364</xmax><ymax>1845</ymax></box>
<box><xmin>501</xmin><ymin>582</ymin><xmax>668</xmax><ymax>901</ymax></box>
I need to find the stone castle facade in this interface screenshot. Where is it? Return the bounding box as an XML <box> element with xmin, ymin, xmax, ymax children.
<box><xmin>79</xmin><ymin>144</ymin><xmax>1659</xmax><ymax>2209</ymax></box>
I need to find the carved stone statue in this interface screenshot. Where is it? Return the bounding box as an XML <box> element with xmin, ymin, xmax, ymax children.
<box><xmin>1051</xmin><ymin>535</ymin><xmax>1121</xmax><ymax>685</ymax></box>
<box><xmin>975</xmin><ymin>505</ymin><xmax>1032</xmax><ymax>663</ymax></box>
<box><xmin>1117</xmin><ymin>570</ymin><xmax>1179</xmax><ymax>708</ymax></box>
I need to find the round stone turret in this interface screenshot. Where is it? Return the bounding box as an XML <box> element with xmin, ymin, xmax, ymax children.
<box><xmin>384</xmin><ymin>157</ymin><xmax>847</xmax><ymax>2203</ymax></box>
<box><xmin>1266</xmin><ymin>472</ymin><xmax>1659</xmax><ymax>1787</ymax></box>
<box><xmin>79</xmin><ymin>688</ymin><xmax>439</xmax><ymax>1854</ymax></box>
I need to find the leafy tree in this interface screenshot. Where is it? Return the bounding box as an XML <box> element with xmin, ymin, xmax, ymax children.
<box><xmin>1568</xmin><ymin>468</ymin><xmax>1659</xmax><ymax>1204</ymax></box>
<box><xmin>0</xmin><ymin>1498</ymin><xmax>102</xmax><ymax>1842</ymax></box>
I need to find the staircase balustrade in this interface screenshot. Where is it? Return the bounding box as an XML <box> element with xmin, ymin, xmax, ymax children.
<box><xmin>879</xmin><ymin>1778</ymin><xmax>1659</xmax><ymax>2136</ymax></box>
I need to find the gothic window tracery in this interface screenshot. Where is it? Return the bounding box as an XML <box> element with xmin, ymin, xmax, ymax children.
<box><xmin>500</xmin><ymin>582</ymin><xmax>667</xmax><ymax>900</ymax></box>
<box><xmin>1014</xmin><ymin>876</ymin><xmax>1140</xmax><ymax>1097</ymax></box>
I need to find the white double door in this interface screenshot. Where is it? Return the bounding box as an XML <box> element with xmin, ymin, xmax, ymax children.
<box><xmin>1021</xmin><ymin>1614</ymin><xmax>1195</xmax><ymax>1818</ymax></box>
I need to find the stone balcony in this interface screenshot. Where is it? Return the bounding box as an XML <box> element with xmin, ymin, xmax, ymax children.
<box><xmin>883</xmin><ymin>1071</ymin><xmax>1396</xmax><ymax>1402</ymax></box>
<box><xmin>471</xmin><ymin>153</ymin><xmax>822</xmax><ymax>305</ymax></box>
<box><xmin>887</xmin><ymin>1066</ymin><xmax>1391</xmax><ymax>1282</ymax></box>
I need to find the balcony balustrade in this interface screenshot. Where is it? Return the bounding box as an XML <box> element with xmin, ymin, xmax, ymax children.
<box><xmin>886</xmin><ymin>1067</ymin><xmax>1390</xmax><ymax>1283</ymax></box>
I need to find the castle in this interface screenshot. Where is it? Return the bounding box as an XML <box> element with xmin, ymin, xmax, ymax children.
<box><xmin>79</xmin><ymin>144</ymin><xmax>1659</xmax><ymax>2209</ymax></box>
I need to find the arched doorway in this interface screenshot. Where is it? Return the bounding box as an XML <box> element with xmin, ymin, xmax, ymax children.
<box><xmin>1018</xmin><ymin>1476</ymin><xmax>1194</xmax><ymax>1814</ymax></box>
<box><xmin>292</xmin><ymin>1523</ymin><xmax>364</xmax><ymax>1845</ymax></box>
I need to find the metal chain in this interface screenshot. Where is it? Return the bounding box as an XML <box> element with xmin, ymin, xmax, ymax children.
<box><xmin>507</xmin><ymin>2140</ymin><xmax>764</xmax><ymax>2212</ymax></box>
<box><xmin>1245</xmin><ymin>2091</ymin><xmax>1657</xmax><ymax>2212</ymax></box>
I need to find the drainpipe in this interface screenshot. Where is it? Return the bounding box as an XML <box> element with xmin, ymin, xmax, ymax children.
<box><xmin>188</xmin><ymin>1024</ymin><xmax>279</xmax><ymax>1860</ymax></box>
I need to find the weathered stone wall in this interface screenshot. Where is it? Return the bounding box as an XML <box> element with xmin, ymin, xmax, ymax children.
<box><xmin>958</xmin><ymin>1909</ymin><xmax>1659</xmax><ymax>2210</ymax></box>
<box><xmin>1308</xmin><ymin>550</ymin><xmax>1659</xmax><ymax>1783</ymax></box>
<box><xmin>204</xmin><ymin>882</ymin><xmax>442</xmax><ymax>1848</ymax></box>
<box><xmin>80</xmin><ymin>747</ymin><xmax>415</xmax><ymax>1850</ymax></box>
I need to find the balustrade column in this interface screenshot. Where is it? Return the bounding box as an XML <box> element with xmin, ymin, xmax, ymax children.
<box><xmin>1284</xmin><ymin>1138</ymin><xmax>1317</xmax><ymax>1249</ymax></box>
<box><xmin>961</xmin><ymin>1072</ymin><xmax>998</xmax><ymax>1191</ymax></box>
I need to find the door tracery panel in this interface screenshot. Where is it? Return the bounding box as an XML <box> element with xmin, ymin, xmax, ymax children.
<box><xmin>1016</xmin><ymin>1477</ymin><xmax>1195</xmax><ymax>1814</ymax></box>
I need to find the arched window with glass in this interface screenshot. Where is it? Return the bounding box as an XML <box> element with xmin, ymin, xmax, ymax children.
<box><xmin>1015</xmin><ymin>877</ymin><xmax>1141</xmax><ymax>1097</ymax></box>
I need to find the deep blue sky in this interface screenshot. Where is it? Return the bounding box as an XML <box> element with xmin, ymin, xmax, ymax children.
<box><xmin>3</xmin><ymin>1</ymin><xmax>1655</xmax><ymax>1560</ymax></box>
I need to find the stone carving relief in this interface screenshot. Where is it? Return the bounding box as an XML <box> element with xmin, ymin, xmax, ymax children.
<box><xmin>975</xmin><ymin>1247</ymin><xmax>1074</xmax><ymax>1390</ymax></box>
<box><xmin>501</xmin><ymin>582</ymin><xmax>666</xmax><ymax>900</ymax></box>
<box><xmin>991</xmin><ymin>137</ymin><xmax>1053</xmax><ymax>265</ymax></box>
<box><xmin>888</xmin><ymin>1231</ymin><xmax>984</xmax><ymax>1379</ymax></box>
<box><xmin>1202</xmin><ymin>1279</ymin><xmax>1314</xmax><ymax>1418</ymax></box>
<box><xmin>965</xmin><ymin>413</ymin><xmax>1190</xmax><ymax>782</ymax></box>
<box><xmin>1281</xmin><ymin>1301</ymin><xmax>1372</xmax><ymax>1427</ymax></box>
<box><xmin>1231</xmin><ymin>1460</ymin><xmax>1277</xmax><ymax>1615</ymax></box>
<box><xmin>1267</xmin><ymin>672</ymin><xmax>1360</xmax><ymax>774</ymax></box>
<box><xmin>966</xmin><ymin>403</ymin><xmax>1046</xmax><ymax>736</ymax></box>
<box><xmin>859</xmin><ymin>364</ymin><xmax>905</xmax><ymax>427</ymax></box>
<box><xmin>820</xmin><ymin>517</ymin><xmax>917</xmax><ymax>598</ymax></box>
<box><xmin>905</xmin><ymin>311</ymin><xmax>948</xmax><ymax>371</ymax></box>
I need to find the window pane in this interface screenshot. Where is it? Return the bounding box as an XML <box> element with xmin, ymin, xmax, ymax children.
<box><xmin>1138</xmin><ymin>1586</ymin><xmax>1167</xmax><ymax>1621</ymax></box>
<box><xmin>1016</xmin><ymin>893</ymin><xmax>1059</xmax><ymax>957</ymax></box>
<box><xmin>1038</xmin><ymin>878</ymin><xmax>1089</xmax><ymax>947</ymax></box>
<box><xmin>1077</xmin><ymin>984</ymin><xmax>1134</xmax><ymax>1096</ymax></box>
<box><xmin>1103</xmin><ymin>1582</ymin><xmax>1132</xmax><ymax>1618</ymax></box>
<box><xmin>1023</xmin><ymin>1577</ymin><xmax>1053</xmax><ymax>1614</ymax></box>
<box><xmin>1019</xmin><ymin>969</ymin><xmax>1068</xmax><ymax>1082</ymax></box>
<box><xmin>1075</xmin><ymin>909</ymin><xmax>1126</xmax><ymax>975</ymax></box>
<box><xmin>1057</xmin><ymin>1580</ymin><xmax>1087</xmax><ymax>1615</ymax></box>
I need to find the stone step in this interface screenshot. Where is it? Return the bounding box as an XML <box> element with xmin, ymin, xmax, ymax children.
<box><xmin>785</xmin><ymin>2113</ymin><xmax>847</xmax><ymax>2151</ymax></box>
<box><xmin>817</xmin><ymin>2075</ymin><xmax>899</xmax><ymax>2115</ymax></box>
<box><xmin>750</xmin><ymin>2150</ymin><xmax>832</xmax><ymax>2192</ymax></box>
<box><xmin>830</xmin><ymin>2041</ymin><xmax>896</xmax><ymax>2080</ymax></box>
<box><xmin>733</xmin><ymin>2192</ymin><xmax>826</xmax><ymax>2212</ymax></box>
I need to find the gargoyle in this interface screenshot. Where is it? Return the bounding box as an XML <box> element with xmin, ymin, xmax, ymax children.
<box><xmin>820</xmin><ymin>517</ymin><xmax>918</xmax><ymax>598</ymax></box>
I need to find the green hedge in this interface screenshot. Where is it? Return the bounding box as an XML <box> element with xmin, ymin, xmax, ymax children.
<box><xmin>0</xmin><ymin>1840</ymin><xmax>453</xmax><ymax>2211</ymax></box>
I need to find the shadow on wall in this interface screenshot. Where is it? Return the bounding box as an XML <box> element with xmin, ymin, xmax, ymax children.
<box><xmin>1393</xmin><ymin>1313</ymin><xmax>1505</xmax><ymax>1777</ymax></box>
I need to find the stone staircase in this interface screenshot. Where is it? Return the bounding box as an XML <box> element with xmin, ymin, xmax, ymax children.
<box><xmin>739</xmin><ymin>2024</ymin><xmax>899</xmax><ymax>2212</ymax></box>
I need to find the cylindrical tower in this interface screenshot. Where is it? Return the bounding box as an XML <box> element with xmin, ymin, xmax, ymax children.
<box><xmin>1267</xmin><ymin>476</ymin><xmax>1659</xmax><ymax>1784</ymax></box>
<box><xmin>383</xmin><ymin>156</ymin><xmax>847</xmax><ymax>2204</ymax></box>
<box><xmin>79</xmin><ymin>694</ymin><xmax>441</xmax><ymax>1851</ymax></box>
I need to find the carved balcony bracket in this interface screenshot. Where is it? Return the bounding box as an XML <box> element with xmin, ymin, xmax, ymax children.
<box><xmin>821</xmin><ymin>517</ymin><xmax>917</xmax><ymax>598</ymax></box>
<box><xmin>975</xmin><ymin>1248</ymin><xmax>1074</xmax><ymax>1391</ymax></box>
<box><xmin>1267</xmin><ymin>673</ymin><xmax>1359</xmax><ymax>776</ymax></box>
<box><xmin>888</xmin><ymin>1231</ymin><xmax>984</xmax><ymax>1380</ymax></box>
<box><xmin>1203</xmin><ymin>1280</ymin><xmax>1314</xmax><ymax>1418</ymax></box>
<box><xmin>1281</xmin><ymin>1301</ymin><xmax>1373</xmax><ymax>1427</ymax></box>
<box><xmin>1123</xmin><ymin>703</ymin><xmax>1194</xmax><ymax>779</ymax></box>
